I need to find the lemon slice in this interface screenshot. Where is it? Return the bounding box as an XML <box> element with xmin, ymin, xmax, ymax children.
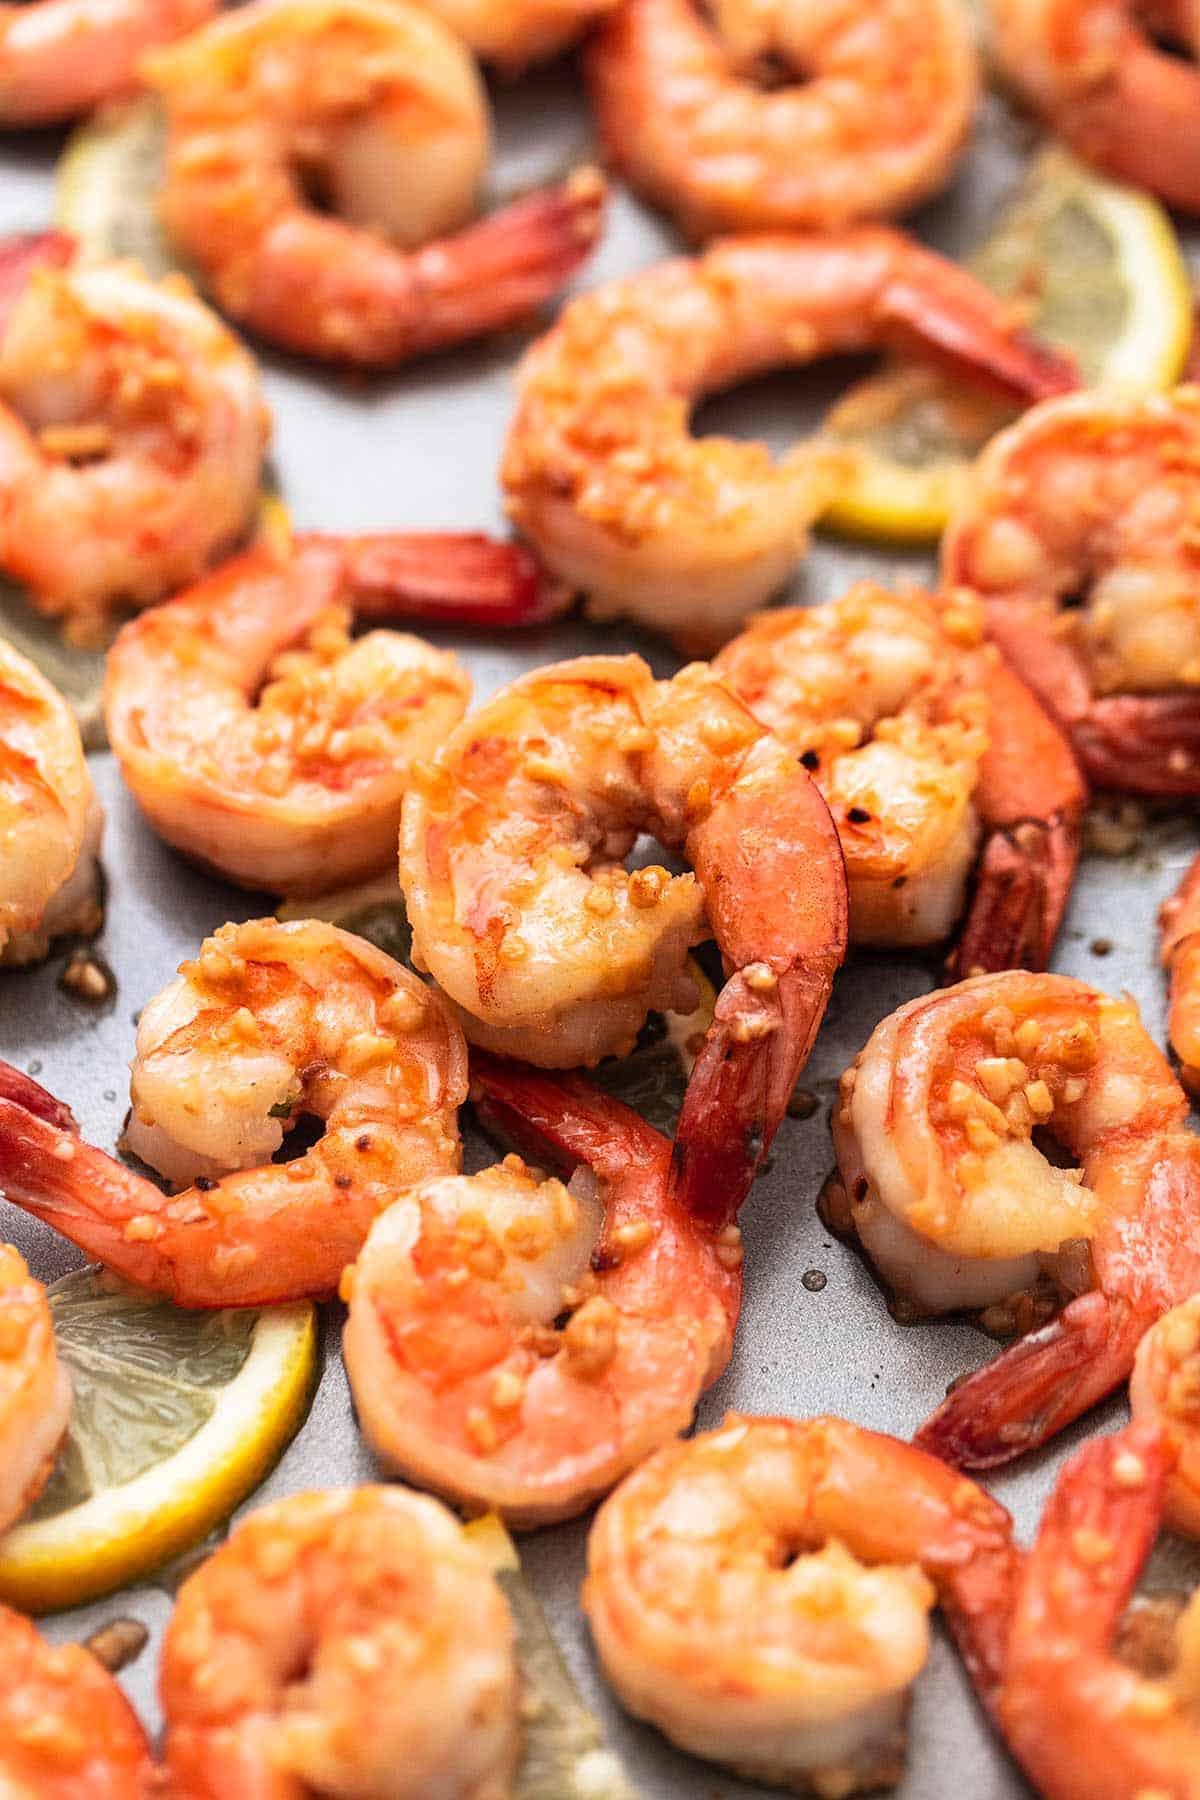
<box><xmin>0</xmin><ymin>1268</ymin><xmax>316</xmax><ymax>1613</ymax></box>
<box><xmin>55</xmin><ymin>95</ymin><xmax>175</xmax><ymax>274</ymax></box>
<box><xmin>820</xmin><ymin>146</ymin><xmax>1193</xmax><ymax>544</ymax></box>
<box><xmin>465</xmin><ymin>1517</ymin><xmax>638</xmax><ymax>1800</ymax></box>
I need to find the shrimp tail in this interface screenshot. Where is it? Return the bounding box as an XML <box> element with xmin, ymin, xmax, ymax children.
<box><xmin>879</xmin><ymin>246</ymin><xmax>1078</xmax><ymax>401</ymax></box>
<box><xmin>914</xmin><ymin>1290</ymin><xmax>1127</xmax><ymax>1468</ymax></box>
<box><xmin>403</xmin><ymin>167</ymin><xmax>607</xmax><ymax>360</ymax></box>
<box><xmin>323</xmin><ymin>531</ymin><xmax>571</xmax><ymax>627</ymax></box>
<box><xmin>0</xmin><ymin>231</ymin><xmax>75</xmax><ymax>331</ymax></box>
<box><xmin>0</xmin><ymin>1059</ymin><xmax>79</xmax><ymax>1133</ymax></box>
<box><xmin>1074</xmin><ymin>693</ymin><xmax>1200</xmax><ymax>795</ymax></box>
<box><xmin>675</xmin><ymin>760</ymin><xmax>848</xmax><ymax>1229</ymax></box>
<box><xmin>470</xmin><ymin>1052</ymin><xmax>672</xmax><ymax>1185</ymax></box>
<box><xmin>948</xmin><ymin>812</ymin><xmax>1081</xmax><ymax>980</ymax></box>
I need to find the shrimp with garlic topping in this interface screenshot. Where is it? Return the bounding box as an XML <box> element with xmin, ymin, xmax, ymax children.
<box><xmin>343</xmin><ymin>1057</ymin><xmax>742</xmax><ymax>1526</ymax></box>
<box><xmin>0</xmin><ymin>918</ymin><xmax>467</xmax><ymax>1306</ymax></box>
<box><xmin>714</xmin><ymin>582</ymin><xmax>1085</xmax><ymax>976</ymax></box>
<box><xmin>0</xmin><ymin>1604</ymin><xmax>155</xmax><ymax>1796</ymax></box>
<box><xmin>584</xmin><ymin>1413</ymin><xmax>1021</xmax><ymax>1795</ymax></box>
<box><xmin>832</xmin><ymin>969</ymin><xmax>1200</xmax><ymax>1468</ymax></box>
<box><xmin>399</xmin><ymin>652</ymin><xmax>848</xmax><ymax>1223</ymax></box>
<box><xmin>1161</xmin><ymin>849</ymin><xmax>1200</xmax><ymax>1095</ymax></box>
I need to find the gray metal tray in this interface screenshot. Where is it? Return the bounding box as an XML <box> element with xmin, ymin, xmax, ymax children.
<box><xmin>2</xmin><ymin>60</ymin><xmax>1199</xmax><ymax>1799</ymax></box>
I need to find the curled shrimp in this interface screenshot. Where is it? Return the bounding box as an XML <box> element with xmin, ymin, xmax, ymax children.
<box><xmin>0</xmin><ymin>918</ymin><xmax>467</xmax><ymax>1305</ymax></box>
<box><xmin>0</xmin><ymin>1244</ymin><xmax>71</xmax><ymax>1535</ymax></box>
<box><xmin>144</xmin><ymin>0</ymin><xmax>606</xmax><ymax>368</ymax></box>
<box><xmin>0</xmin><ymin>635</ymin><xmax>104</xmax><ymax>968</ymax></box>
<box><xmin>0</xmin><ymin>1604</ymin><xmax>156</xmax><ymax>1797</ymax></box>
<box><xmin>0</xmin><ymin>0</ymin><xmax>211</xmax><ymax>126</ymax></box>
<box><xmin>1131</xmin><ymin>1294</ymin><xmax>1200</xmax><ymax>1540</ymax></box>
<box><xmin>161</xmin><ymin>1485</ymin><xmax>519</xmax><ymax>1798</ymax></box>
<box><xmin>713</xmin><ymin>582</ymin><xmax>1085</xmax><ymax>975</ymax></box>
<box><xmin>1161</xmin><ymin>851</ymin><xmax>1200</xmax><ymax>1094</ymax></box>
<box><xmin>420</xmin><ymin>0</ymin><xmax>620</xmax><ymax>71</ymax></box>
<box><xmin>942</xmin><ymin>386</ymin><xmax>1200</xmax><ymax>794</ymax></box>
<box><xmin>999</xmin><ymin>1418</ymin><xmax>1200</xmax><ymax>1800</ymax></box>
<box><xmin>501</xmin><ymin>231</ymin><xmax>1075</xmax><ymax>651</ymax></box>
<box><xmin>104</xmin><ymin>536</ymin><xmax>512</xmax><ymax>896</ymax></box>
<box><xmin>0</xmin><ymin>234</ymin><xmax>268</xmax><ymax>643</ymax></box>
<box><xmin>583</xmin><ymin>1412</ymin><xmax>1020</xmax><ymax>1795</ymax></box>
<box><xmin>586</xmin><ymin>0</ymin><xmax>980</xmax><ymax>237</ymax></box>
<box><xmin>343</xmin><ymin>1057</ymin><xmax>743</xmax><ymax>1526</ymax></box>
<box><xmin>831</xmin><ymin>970</ymin><xmax>1200</xmax><ymax>1468</ymax></box>
<box><xmin>992</xmin><ymin>0</ymin><xmax>1200</xmax><ymax>212</ymax></box>
<box><xmin>399</xmin><ymin>653</ymin><xmax>848</xmax><ymax>1221</ymax></box>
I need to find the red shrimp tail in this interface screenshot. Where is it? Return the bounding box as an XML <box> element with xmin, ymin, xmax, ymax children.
<box><xmin>0</xmin><ymin>232</ymin><xmax>75</xmax><ymax>335</ymax></box>
<box><xmin>320</xmin><ymin>532</ymin><xmax>571</xmax><ymax>628</ymax></box>
<box><xmin>880</xmin><ymin>249</ymin><xmax>1078</xmax><ymax>402</ymax></box>
<box><xmin>671</xmin><ymin>953</ymin><xmax>841</xmax><ymax>1232</ymax></box>
<box><xmin>915</xmin><ymin>1290</ymin><xmax>1122</xmax><ymax>1468</ymax></box>
<box><xmin>469</xmin><ymin>1052</ymin><xmax>671</xmax><ymax>1186</ymax></box>
<box><xmin>1074</xmin><ymin>693</ymin><xmax>1200</xmax><ymax>795</ymax></box>
<box><xmin>948</xmin><ymin>810</ymin><xmax>1082</xmax><ymax>980</ymax></box>
<box><xmin>0</xmin><ymin>1060</ymin><xmax>79</xmax><ymax>1134</ymax></box>
<box><xmin>0</xmin><ymin>1097</ymin><xmax>135</xmax><ymax>1260</ymax></box>
<box><xmin>942</xmin><ymin>1544</ymin><xmax>1026</xmax><ymax>1722</ymax></box>
<box><xmin>407</xmin><ymin>168</ymin><xmax>607</xmax><ymax>357</ymax></box>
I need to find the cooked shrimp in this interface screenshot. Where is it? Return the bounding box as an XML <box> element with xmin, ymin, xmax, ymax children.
<box><xmin>831</xmin><ymin>970</ymin><xmax>1200</xmax><ymax>1467</ymax></box>
<box><xmin>0</xmin><ymin>0</ymin><xmax>212</xmax><ymax>126</ymax></box>
<box><xmin>0</xmin><ymin>1604</ymin><xmax>156</xmax><ymax>1797</ymax></box>
<box><xmin>399</xmin><ymin>653</ymin><xmax>848</xmax><ymax>1222</ymax></box>
<box><xmin>942</xmin><ymin>386</ymin><xmax>1200</xmax><ymax>794</ymax></box>
<box><xmin>999</xmin><ymin>1418</ymin><xmax>1200</xmax><ymax>1800</ymax></box>
<box><xmin>0</xmin><ymin>635</ymin><xmax>104</xmax><ymax>968</ymax></box>
<box><xmin>104</xmin><ymin>536</ymin><xmax>511</xmax><ymax>896</ymax></box>
<box><xmin>161</xmin><ymin>1485</ymin><xmax>519</xmax><ymax>1798</ymax></box>
<box><xmin>0</xmin><ymin>918</ymin><xmax>467</xmax><ymax>1305</ymax></box>
<box><xmin>0</xmin><ymin>1245</ymin><xmax>71</xmax><ymax>1535</ymax></box>
<box><xmin>502</xmin><ymin>231</ymin><xmax>1075</xmax><ymax>651</ymax></box>
<box><xmin>583</xmin><ymin>1413</ymin><xmax>1020</xmax><ymax>1794</ymax></box>
<box><xmin>420</xmin><ymin>0</ymin><xmax>620</xmax><ymax>71</ymax></box>
<box><xmin>586</xmin><ymin>0</ymin><xmax>979</xmax><ymax>237</ymax></box>
<box><xmin>1161</xmin><ymin>851</ymin><xmax>1200</xmax><ymax>1094</ymax></box>
<box><xmin>343</xmin><ymin>1057</ymin><xmax>743</xmax><ymax>1526</ymax></box>
<box><xmin>713</xmin><ymin>582</ymin><xmax>1085</xmax><ymax>974</ymax></box>
<box><xmin>144</xmin><ymin>0</ymin><xmax>606</xmax><ymax>367</ymax></box>
<box><xmin>0</xmin><ymin>235</ymin><xmax>268</xmax><ymax>643</ymax></box>
<box><xmin>992</xmin><ymin>0</ymin><xmax>1200</xmax><ymax>212</ymax></box>
<box><xmin>1131</xmin><ymin>1295</ymin><xmax>1200</xmax><ymax>1540</ymax></box>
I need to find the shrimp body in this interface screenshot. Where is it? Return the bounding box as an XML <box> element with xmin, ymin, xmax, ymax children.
<box><xmin>106</xmin><ymin>537</ymin><xmax>478</xmax><ymax>896</ymax></box>
<box><xmin>0</xmin><ymin>1245</ymin><xmax>71</xmax><ymax>1535</ymax></box>
<box><xmin>999</xmin><ymin>1419</ymin><xmax>1200</xmax><ymax>1800</ymax></box>
<box><xmin>0</xmin><ymin>242</ymin><xmax>268</xmax><ymax>642</ymax></box>
<box><xmin>502</xmin><ymin>231</ymin><xmax>1075</xmax><ymax>650</ymax></box>
<box><xmin>420</xmin><ymin>0</ymin><xmax>620</xmax><ymax>71</ymax></box>
<box><xmin>161</xmin><ymin>1485</ymin><xmax>519</xmax><ymax>1799</ymax></box>
<box><xmin>587</xmin><ymin>0</ymin><xmax>979</xmax><ymax>237</ymax></box>
<box><xmin>942</xmin><ymin>386</ymin><xmax>1200</xmax><ymax>794</ymax></box>
<box><xmin>832</xmin><ymin>970</ymin><xmax>1200</xmax><ymax>1466</ymax></box>
<box><xmin>344</xmin><ymin>1059</ymin><xmax>742</xmax><ymax>1526</ymax></box>
<box><xmin>1161</xmin><ymin>851</ymin><xmax>1200</xmax><ymax>1093</ymax></box>
<box><xmin>0</xmin><ymin>919</ymin><xmax>467</xmax><ymax>1305</ymax></box>
<box><xmin>992</xmin><ymin>0</ymin><xmax>1200</xmax><ymax>212</ymax></box>
<box><xmin>1130</xmin><ymin>1295</ymin><xmax>1200</xmax><ymax>1540</ymax></box>
<box><xmin>145</xmin><ymin>0</ymin><xmax>605</xmax><ymax>367</ymax></box>
<box><xmin>399</xmin><ymin>653</ymin><xmax>848</xmax><ymax>1220</ymax></box>
<box><xmin>713</xmin><ymin>583</ymin><xmax>1084</xmax><ymax>973</ymax></box>
<box><xmin>0</xmin><ymin>0</ymin><xmax>213</xmax><ymax>126</ymax></box>
<box><xmin>0</xmin><ymin>1604</ymin><xmax>156</xmax><ymax>1797</ymax></box>
<box><xmin>583</xmin><ymin>1413</ymin><xmax>1020</xmax><ymax>1794</ymax></box>
<box><xmin>0</xmin><ymin>635</ymin><xmax>103</xmax><ymax>968</ymax></box>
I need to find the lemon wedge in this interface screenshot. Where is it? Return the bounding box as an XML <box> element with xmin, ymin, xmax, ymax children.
<box><xmin>0</xmin><ymin>1268</ymin><xmax>316</xmax><ymax>1613</ymax></box>
<box><xmin>820</xmin><ymin>147</ymin><xmax>1193</xmax><ymax>545</ymax></box>
<box><xmin>55</xmin><ymin>96</ymin><xmax>174</xmax><ymax>273</ymax></box>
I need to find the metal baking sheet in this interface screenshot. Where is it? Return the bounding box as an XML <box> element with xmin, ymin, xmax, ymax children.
<box><xmin>3</xmin><ymin>60</ymin><xmax>1200</xmax><ymax>1799</ymax></box>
